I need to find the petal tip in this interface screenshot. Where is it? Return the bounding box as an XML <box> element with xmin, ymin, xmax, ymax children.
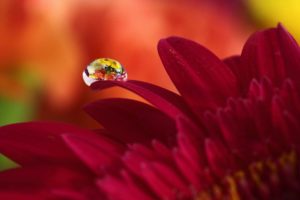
<box><xmin>158</xmin><ymin>36</ymin><xmax>188</xmax><ymax>49</ymax></box>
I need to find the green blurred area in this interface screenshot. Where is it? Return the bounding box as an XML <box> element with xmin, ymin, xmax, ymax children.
<box><xmin>0</xmin><ymin>65</ymin><xmax>40</xmax><ymax>126</ymax></box>
<box><xmin>0</xmin><ymin>96</ymin><xmax>35</xmax><ymax>126</ymax></box>
<box><xmin>0</xmin><ymin>66</ymin><xmax>39</xmax><ymax>166</ymax></box>
<box><xmin>0</xmin><ymin>154</ymin><xmax>18</xmax><ymax>171</ymax></box>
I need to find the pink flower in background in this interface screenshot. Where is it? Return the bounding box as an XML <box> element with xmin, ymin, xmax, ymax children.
<box><xmin>0</xmin><ymin>24</ymin><xmax>300</xmax><ymax>199</ymax></box>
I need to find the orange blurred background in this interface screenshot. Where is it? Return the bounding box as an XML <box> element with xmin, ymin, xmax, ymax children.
<box><xmin>1</xmin><ymin>0</ymin><xmax>296</xmax><ymax>128</ymax></box>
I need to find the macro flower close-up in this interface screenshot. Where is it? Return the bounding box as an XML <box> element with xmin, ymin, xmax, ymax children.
<box><xmin>0</xmin><ymin>23</ymin><xmax>300</xmax><ymax>199</ymax></box>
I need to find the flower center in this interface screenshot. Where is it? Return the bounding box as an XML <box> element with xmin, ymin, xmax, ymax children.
<box><xmin>197</xmin><ymin>151</ymin><xmax>299</xmax><ymax>200</ymax></box>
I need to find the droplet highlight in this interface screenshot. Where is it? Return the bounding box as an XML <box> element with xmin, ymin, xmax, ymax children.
<box><xmin>83</xmin><ymin>58</ymin><xmax>127</xmax><ymax>86</ymax></box>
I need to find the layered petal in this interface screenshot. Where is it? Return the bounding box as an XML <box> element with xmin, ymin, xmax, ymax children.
<box><xmin>91</xmin><ymin>80</ymin><xmax>193</xmax><ymax>120</ymax></box>
<box><xmin>158</xmin><ymin>36</ymin><xmax>238</xmax><ymax>117</ymax></box>
<box><xmin>223</xmin><ymin>56</ymin><xmax>246</xmax><ymax>94</ymax></box>
<box><xmin>84</xmin><ymin>98</ymin><xmax>176</xmax><ymax>145</ymax></box>
<box><xmin>240</xmin><ymin>24</ymin><xmax>300</xmax><ymax>90</ymax></box>
<box><xmin>0</xmin><ymin>164</ymin><xmax>100</xmax><ymax>200</ymax></box>
<box><xmin>0</xmin><ymin>122</ymin><xmax>95</xmax><ymax>166</ymax></box>
<box><xmin>98</xmin><ymin>170</ymin><xmax>156</xmax><ymax>200</ymax></box>
<box><xmin>63</xmin><ymin>134</ymin><xmax>124</xmax><ymax>175</ymax></box>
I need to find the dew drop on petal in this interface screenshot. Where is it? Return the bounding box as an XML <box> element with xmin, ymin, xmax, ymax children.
<box><xmin>82</xmin><ymin>58</ymin><xmax>128</xmax><ymax>86</ymax></box>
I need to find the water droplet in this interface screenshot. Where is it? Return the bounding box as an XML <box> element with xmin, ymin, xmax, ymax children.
<box><xmin>83</xmin><ymin>58</ymin><xmax>127</xmax><ymax>86</ymax></box>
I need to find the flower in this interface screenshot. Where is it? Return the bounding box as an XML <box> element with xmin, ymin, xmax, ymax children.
<box><xmin>1</xmin><ymin>24</ymin><xmax>300</xmax><ymax>199</ymax></box>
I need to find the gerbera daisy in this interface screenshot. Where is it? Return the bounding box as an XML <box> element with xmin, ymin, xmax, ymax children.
<box><xmin>0</xmin><ymin>24</ymin><xmax>300</xmax><ymax>199</ymax></box>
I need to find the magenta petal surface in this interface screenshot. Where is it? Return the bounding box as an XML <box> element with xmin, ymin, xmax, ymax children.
<box><xmin>63</xmin><ymin>134</ymin><xmax>123</xmax><ymax>175</ymax></box>
<box><xmin>158</xmin><ymin>36</ymin><xmax>238</xmax><ymax>117</ymax></box>
<box><xmin>98</xmin><ymin>171</ymin><xmax>156</xmax><ymax>200</ymax></box>
<box><xmin>277</xmin><ymin>24</ymin><xmax>300</xmax><ymax>88</ymax></box>
<box><xmin>0</xmin><ymin>122</ymin><xmax>96</xmax><ymax>166</ymax></box>
<box><xmin>85</xmin><ymin>98</ymin><xmax>176</xmax><ymax>145</ymax></box>
<box><xmin>223</xmin><ymin>56</ymin><xmax>247</xmax><ymax>94</ymax></box>
<box><xmin>0</xmin><ymin>165</ymin><xmax>98</xmax><ymax>199</ymax></box>
<box><xmin>91</xmin><ymin>80</ymin><xmax>193</xmax><ymax>120</ymax></box>
<box><xmin>241</xmin><ymin>24</ymin><xmax>300</xmax><ymax>88</ymax></box>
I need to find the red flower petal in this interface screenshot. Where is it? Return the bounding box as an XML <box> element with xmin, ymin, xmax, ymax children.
<box><xmin>172</xmin><ymin>148</ymin><xmax>203</xmax><ymax>190</ymax></box>
<box><xmin>0</xmin><ymin>193</ymin><xmax>42</xmax><ymax>200</ymax></box>
<box><xmin>271</xmin><ymin>96</ymin><xmax>300</xmax><ymax>151</ymax></box>
<box><xmin>91</xmin><ymin>80</ymin><xmax>193</xmax><ymax>120</ymax></box>
<box><xmin>121</xmin><ymin>143</ymin><xmax>189</xmax><ymax>198</ymax></box>
<box><xmin>205</xmin><ymin>138</ymin><xmax>236</xmax><ymax>178</ymax></box>
<box><xmin>151</xmin><ymin>140</ymin><xmax>172</xmax><ymax>158</ymax></box>
<box><xmin>176</xmin><ymin>115</ymin><xmax>206</xmax><ymax>167</ymax></box>
<box><xmin>147</xmin><ymin>162</ymin><xmax>188</xmax><ymax>195</ymax></box>
<box><xmin>241</xmin><ymin>28</ymin><xmax>285</xmax><ymax>86</ymax></box>
<box><xmin>223</xmin><ymin>55</ymin><xmax>248</xmax><ymax>94</ymax></box>
<box><xmin>0</xmin><ymin>165</ymin><xmax>98</xmax><ymax>199</ymax></box>
<box><xmin>241</xmin><ymin>24</ymin><xmax>300</xmax><ymax>88</ymax></box>
<box><xmin>173</xmin><ymin>116</ymin><xmax>210</xmax><ymax>189</ymax></box>
<box><xmin>217</xmin><ymin>99</ymin><xmax>269</xmax><ymax>163</ymax></box>
<box><xmin>138</xmin><ymin>162</ymin><xmax>185</xmax><ymax>199</ymax></box>
<box><xmin>98</xmin><ymin>171</ymin><xmax>156</xmax><ymax>200</ymax></box>
<box><xmin>62</xmin><ymin>134</ymin><xmax>124</xmax><ymax>175</ymax></box>
<box><xmin>0</xmin><ymin>122</ymin><xmax>94</xmax><ymax>166</ymax></box>
<box><xmin>277</xmin><ymin>24</ymin><xmax>300</xmax><ymax>88</ymax></box>
<box><xmin>158</xmin><ymin>36</ymin><xmax>238</xmax><ymax>117</ymax></box>
<box><xmin>84</xmin><ymin>98</ymin><xmax>176</xmax><ymax>145</ymax></box>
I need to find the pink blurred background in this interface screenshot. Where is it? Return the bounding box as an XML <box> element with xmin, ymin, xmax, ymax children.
<box><xmin>1</xmin><ymin>0</ymin><xmax>297</xmax><ymax>128</ymax></box>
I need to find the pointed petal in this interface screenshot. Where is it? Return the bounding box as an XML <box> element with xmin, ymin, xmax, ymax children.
<box><xmin>0</xmin><ymin>122</ymin><xmax>94</xmax><ymax>166</ymax></box>
<box><xmin>241</xmin><ymin>28</ymin><xmax>285</xmax><ymax>86</ymax></box>
<box><xmin>91</xmin><ymin>80</ymin><xmax>193</xmax><ymax>120</ymax></box>
<box><xmin>85</xmin><ymin>98</ymin><xmax>176</xmax><ymax>145</ymax></box>
<box><xmin>241</xmin><ymin>24</ymin><xmax>300</xmax><ymax>88</ymax></box>
<box><xmin>158</xmin><ymin>36</ymin><xmax>238</xmax><ymax>117</ymax></box>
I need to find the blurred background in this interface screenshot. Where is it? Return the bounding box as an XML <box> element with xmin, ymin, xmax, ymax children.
<box><xmin>0</xmin><ymin>0</ymin><xmax>299</xmax><ymax>128</ymax></box>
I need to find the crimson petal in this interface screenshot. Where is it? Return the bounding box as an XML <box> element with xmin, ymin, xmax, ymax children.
<box><xmin>91</xmin><ymin>80</ymin><xmax>193</xmax><ymax>120</ymax></box>
<box><xmin>85</xmin><ymin>98</ymin><xmax>176</xmax><ymax>145</ymax></box>
<box><xmin>241</xmin><ymin>24</ymin><xmax>300</xmax><ymax>89</ymax></box>
<box><xmin>0</xmin><ymin>165</ymin><xmax>98</xmax><ymax>199</ymax></box>
<box><xmin>277</xmin><ymin>24</ymin><xmax>300</xmax><ymax>88</ymax></box>
<box><xmin>223</xmin><ymin>55</ymin><xmax>247</xmax><ymax>95</ymax></box>
<box><xmin>98</xmin><ymin>171</ymin><xmax>156</xmax><ymax>200</ymax></box>
<box><xmin>62</xmin><ymin>134</ymin><xmax>124</xmax><ymax>175</ymax></box>
<box><xmin>205</xmin><ymin>138</ymin><xmax>236</xmax><ymax>178</ymax></box>
<box><xmin>158</xmin><ymin>36</ymin><xmax>238</xmax><ymax>117</ymax></box>
<box><xmin>0</xmin><ymin>122</ymin><xmax>94</xmax><ymax>166</ymax></box>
